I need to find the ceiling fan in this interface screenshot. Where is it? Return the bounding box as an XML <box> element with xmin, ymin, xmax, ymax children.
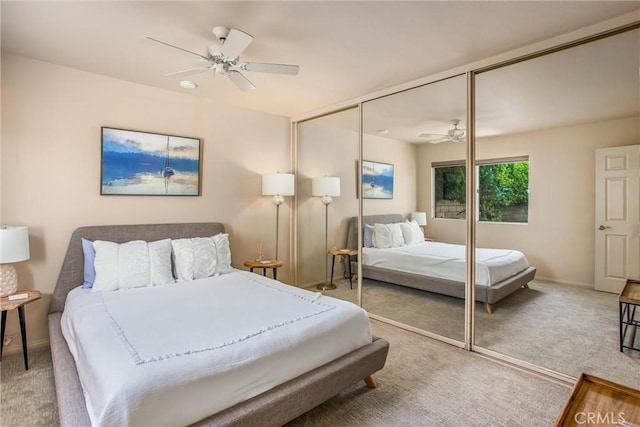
<box><xmin>419</xmin><ymin>119</ymin><xmax>466</xmax><ymax>143</ymax></box>
<box><xmin>147</xmin><ymin>26</ymin><xmax>300</xmax><ymax>91</ymax></box>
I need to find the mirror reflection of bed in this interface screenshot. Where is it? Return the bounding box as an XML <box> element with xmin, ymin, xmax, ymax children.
<box><xmin>347</xmin><ymin>214</ymin><xmax>535</xmax><ymax>316</ymax></box>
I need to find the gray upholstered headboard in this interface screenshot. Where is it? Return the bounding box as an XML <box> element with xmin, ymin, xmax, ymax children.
<box><xmin>49</xmin><ymin>222</ymin><xmax>226</xmax><ymax>314</ymax></box>
<box><xmin>345</xmin><ymin>214</ymin><xmax>405</xmax><ymax>249</ymax></box>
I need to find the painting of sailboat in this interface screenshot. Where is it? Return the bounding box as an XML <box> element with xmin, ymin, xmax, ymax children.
<box><xmin>101</xmin><ymin>127</ymin><xmax>201</xmax><ymax>195</ymax></box>
<box><xmin>362</xmin><ymin>160</ymin><xmax>393</xmax><ymax>199</ymax></box>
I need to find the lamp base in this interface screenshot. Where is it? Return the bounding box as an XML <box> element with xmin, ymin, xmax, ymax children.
<box><xmin>0</xmin><ymin>264</ymin><xmax>18</xmax><ymax>297</ymax></box>
<box><xmin>316</xmin><ymin>283</ymin><xmax>337</xmax><ymax>291</ymax></box>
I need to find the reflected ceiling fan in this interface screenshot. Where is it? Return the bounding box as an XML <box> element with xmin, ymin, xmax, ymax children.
<box><xmin>419</xmin><ymin>119</ymin><xmax>466</xmax><ymax>143</ymax></box>
<box><xmin>147</xmin><ymin>26</ymin><xmax>300</xmax><ymax>91</ymax></box>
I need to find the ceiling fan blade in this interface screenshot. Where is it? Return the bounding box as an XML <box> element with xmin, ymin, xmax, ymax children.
<box><xmin>240</xmin><ymin>62</ymin><xmax>300</xmax><ymax>76</ymax></box>
<box><xmin>221</xmin><ymin>29</ymin><xmax>253</xmax><ymax>58</ymax></box>
<box><xmin>146</xmin><ymin>37</ymin><xmax>209</xmax><ymax>62</ymax></box>
<box><xmin>228</xmin><ymin>70</ymin><xmax>256</xmax><ymax>91</ymax></box>
<box><xmin>419</xmin><ymin>133</ymin><xmax>448</xmax><ymax>140</ymax></box>
<box><xmin>164</xmin><ymin>67</ymin><xmax>210</xmax><ymax>78</ymax></box>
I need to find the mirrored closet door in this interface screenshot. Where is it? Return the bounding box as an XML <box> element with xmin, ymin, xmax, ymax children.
<box><xmin>360</xmin><ymin>75</ymin><xmax>468</xmax><ymax>343</ymax></box>
<box><xmin>474</xmin><ymin>27</ymin><xmax>640</xmax><ymax>387</ymax></box>
<box><xmin>296</xmin><ymin>107</ymin><xmax>359</xmax><ymax>302</ymax></box>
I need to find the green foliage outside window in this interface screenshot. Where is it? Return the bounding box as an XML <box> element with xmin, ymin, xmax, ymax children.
<box><xmin>479</xmin><ymin>161</ymin><xmax>529</xmax><ymax>222</ymax></box>
<box><xmin>433</xmin><ymin>160</ymin><xmax>529</xmax><ymax>223</ymax></box>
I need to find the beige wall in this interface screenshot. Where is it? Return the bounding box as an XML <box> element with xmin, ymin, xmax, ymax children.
<box><xmin>1</xmin><ymin>53</ymin><xmax>292</xmax><ymax>352</ymax></box>
<box><xmin>418</xmin><ymin>116</ymin><xmax>640</xmax><ymax>287</ymax></box>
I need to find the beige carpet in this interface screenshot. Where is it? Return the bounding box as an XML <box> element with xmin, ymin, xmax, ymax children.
<box><xmin>325</xmin><ymin>278</ymin><xmax>640</xmax><ymax>389</ymax></box>
<box><xmin>0</xmin><ymin>320</ymin><xmax>572</xmax><ymax>427</ymax></box>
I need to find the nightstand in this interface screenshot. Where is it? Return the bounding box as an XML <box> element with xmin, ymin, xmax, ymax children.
<box><xmin>329</xmin><ymin>249</ymin><xmax>358</xmax><ymax>289</ymax></box>
<box><xmin>1</xmin><ymin>290</ymin><xmax>41</xmax><ymax>370</ymax></box>
<box><xmin>244</xmin><ymin>260</ymin><xmax>283</xmax><ymax>280</ymax></box>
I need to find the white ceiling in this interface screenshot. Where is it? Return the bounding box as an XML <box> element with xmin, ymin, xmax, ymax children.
<box><xmin>2</xmin><ymin>1</ymin><xmax>639</xmax><ymax>121</ymax></box>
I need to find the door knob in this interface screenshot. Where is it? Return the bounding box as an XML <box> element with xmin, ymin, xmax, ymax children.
<box><xmin>598</xmin><ymin>225</ymin><xmax>612</xmax><ymax>230</ymax></box>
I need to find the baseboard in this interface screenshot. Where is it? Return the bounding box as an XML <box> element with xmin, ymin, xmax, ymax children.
<box><xmin>534</xmin><ymin>276</ymin><xmax>593</xmax><ymax>288</ymax></box>
<box><xmin>2</xmin><ymin>338</ymin><xmax>50</xmax><ymax>356</ymax></box>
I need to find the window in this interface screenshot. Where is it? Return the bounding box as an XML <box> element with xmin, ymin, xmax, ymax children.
<box><xmin>433</xmin><ymin>157</ymin><xmax>529</xmax><ymax>223</ymax></box>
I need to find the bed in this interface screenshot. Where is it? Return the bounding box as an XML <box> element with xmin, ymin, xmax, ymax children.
<box><xmin>346</xmin><ymin>214</ymin><xmax>536</xmax><ymax>314</ymax></box>
<box><xmin>48</xmin><ymin>222</ymin><xmax>389</xmax><ymax>427</ymax></box>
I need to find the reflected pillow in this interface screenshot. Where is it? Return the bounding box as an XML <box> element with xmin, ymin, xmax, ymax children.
<box><xmin>373</xmin><ymin>223</ymin><xmax>404</xmax><ymax>248</ymax></box>
<box><xmin>364</xmin><ymin>224</ymin><xmax>374</xmax><ymax>248</ymax></box>
<box><xmin>400</xmin><ymin>220</ymin><xmax>425</xmax><ymax>245</ymax></box>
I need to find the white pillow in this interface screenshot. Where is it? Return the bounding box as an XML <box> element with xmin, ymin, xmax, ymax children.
<box><xmin>373</xmin><ymin>223</ymin><xmax>405</xmax><ymax>248</ymax></box>
<box><xmin>92</xmin><ymin>239</ymin><xmax>174</xmax><ymax>292</ymax></box>
<box><xmin>400</xmin><ymin>220</ymin><xmax>425</xmax><ymax>245</ymax></box>
<box><xmin>172</xmin><ymin>233</ymin><xmax>232</xmax><ymax>281</ymax></box>
<box><xmin>212</xmin><ymin>233</ymin><xmax>232</xmax><ymax>274</ymax></box>
<box><xmin>172</xmin><ymin>237</ymin><xmax>217</xmax><ymax>281</ymax></box>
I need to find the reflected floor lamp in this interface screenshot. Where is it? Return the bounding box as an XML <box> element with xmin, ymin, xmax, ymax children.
<box><xmin>262</xmin><ymin>173</ymin><xmax>295</xmax><ymax>261</ymax></box>
<box><xmin>0</xmin><ymin>226</ymin><xmax>31</xmax><ymax>297</ymax></box>
<box><xmin>312</xmin><ymin>176</ymin><xmax>340</xmax><ymax>290</ymax></box>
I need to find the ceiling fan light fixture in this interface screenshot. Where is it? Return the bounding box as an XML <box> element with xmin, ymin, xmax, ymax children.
<box><xmin>179</xmin><ymin>80</ymin><xmax>197</xmax><ymax>89</ymax></box>
<box><xmin>149</xmin><ymin>25</ymin><xmax>300</xmax><ymax>91</ymax></box>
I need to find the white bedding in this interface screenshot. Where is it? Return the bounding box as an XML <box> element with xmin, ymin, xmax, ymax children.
<box><xmin>61</xmin><ymin>270</ymin><xmax>372</xmax><ymax>426</ymax></box>
<box><xmin>362</xmin><ymin>241</ymin><xmax>529</xmax><ymax>286</ymax></box>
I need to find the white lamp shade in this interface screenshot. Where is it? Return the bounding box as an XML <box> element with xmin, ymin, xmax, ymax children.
<box><xmin>0</xmin><ymin>226</ymin><xmax>30</xmax><ymax>263</ymax></box>
<box><xmin>312</xmin><ymin>177</ymin><xmax>341</xmax><ymax>197</ymax></box>
<box><xmin>411</xmin><ymin>212</ymin><xmax>427</xmax><ymax>226</ymax></box>
<box><xmin>262</xmin><ymin>173</ymin><xmax>295</xmax><ymax>196</ymax></box>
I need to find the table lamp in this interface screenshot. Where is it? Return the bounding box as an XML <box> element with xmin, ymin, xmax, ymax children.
<box><xmin>312</xmin><ymin>176</ymin><xmax>341</xmax><ymax>290</ymax></box>
<box><xmin>262</xmin><ymin>173</ymin><xmax>295</xmax><ymax>260</ymax></box>
<box><xmin>0</xmin><ymin>226</ymin><xmax>31</xmax><ymax>297</ymax></box>
<box><xmin>411</xmin><ymin>211</ymin><xmax>427</xmax><ymax>231</ymax></box>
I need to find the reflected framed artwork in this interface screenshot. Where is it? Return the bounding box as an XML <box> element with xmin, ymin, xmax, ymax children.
<box><xmin>362</xmin><ymin>160</ymin><xmax>393</xmax><ymax>199</ymax></box>
<box><xmin>100</xmin><ymin>127</ymin><xmax>201</xmax><ymax>196</ymax></box>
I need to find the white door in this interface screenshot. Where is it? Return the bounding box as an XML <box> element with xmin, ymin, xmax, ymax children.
<box><xmin>594</xmin><ymin>145</ymin><xmax>640</xmax><ymax>293</ymax></box>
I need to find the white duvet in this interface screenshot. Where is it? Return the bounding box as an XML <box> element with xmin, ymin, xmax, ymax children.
<box><xmin>363</xmin><ymin>241</ymin><xmax>529</xmax><ymax>286</ymax></box>
<box><xmin>61</xmin><ymin>270</ymin><xmax>372</xmax><ymax>426</ymax></box>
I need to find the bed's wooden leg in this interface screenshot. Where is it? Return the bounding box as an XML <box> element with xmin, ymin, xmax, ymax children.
<box><xmin>363</xmin><ymin>375</ymin><xmax>377</xmax><ymax>389</ymax></box>
<box><xmin>522</xmin><ymin>283</ymin><xmax>530</xmax><ymax>289</ymax></box>
<box><xmin>484</xmin><ymin>303</ymin><xmax>493</xmax><ymax>315</ymax></box>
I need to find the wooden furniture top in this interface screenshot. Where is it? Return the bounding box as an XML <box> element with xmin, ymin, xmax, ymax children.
<box><xmin>0</xmin><ymin>290</ymin><xmax>42</xmax><ymax>311</ymax></box>
<box><xmin>555</xmin><ymin>373</ymin><xmax>640</xmax><ymax>426</ymax></box>
<box><xmin>244</xmin><ymin>259</ymin><xmax>283</xmax><ymax>269</ymax></box>
<box><xmin>620</xmin><ymin>279</ymin><xmax>640</xmax><ymax>304</ymax></box>
<box><xmin>328</xmin><ymin>249</ymin><xmax>358</xmax><ymax>256</ymax></box>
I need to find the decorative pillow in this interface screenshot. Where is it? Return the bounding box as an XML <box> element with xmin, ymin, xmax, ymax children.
<box><xmin>92</xmin><ymin>239</ymin><xmax>174</xmax><ymax>292</ymax></box>
<box><xmin>81</xmin><ymin>238</ymin><xmax>96</xmax><ymax>289</ymax></box>
<box><xmin>373</xmin><ymin>223</ymin><xmax>405</xmax><ymax>248</ymax></box>
<box><xmin>172</xmin><ymin>237</ymin><xmax>217</xmax><ymax>281</ymax></box>
<box><xmin>400</xmin><ymin>220</ymin><xmax>425</xmax><ymax>245</ymax></box>
<box><xmin>363</xmin><ymin>224</ymin><xmax>374</xmax><ymax>248</ymax></box>
<box><xmin>172</xmin><ymin>233</ymin><xmax>233</xmax><ymax>280</ymax></box>
<box><xmin>212</xmin><ymin>233</ymin><xmax>232</xmax><ymax>274</ymax></box>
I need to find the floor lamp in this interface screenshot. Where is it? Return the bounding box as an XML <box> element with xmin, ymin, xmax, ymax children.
<box><xmin>312</xmin><ymin>176</ymin><xmax>340</xmax><ymax>290</ymax></box>
<box><xmin>262</xmin><ymin>173</ymin><xmax>295</xmax><ymax>261</ymax></box>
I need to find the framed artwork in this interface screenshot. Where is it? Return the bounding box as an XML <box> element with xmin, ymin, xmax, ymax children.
<box><xmin>100</xmin><ymin>127</ymin><xmax>201</xmax><ymax>196</ymax></box>
<box><xmin>362</xmin><ymin>160</ymin><xmax>394</xmax><ymax>199</ymax></box>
